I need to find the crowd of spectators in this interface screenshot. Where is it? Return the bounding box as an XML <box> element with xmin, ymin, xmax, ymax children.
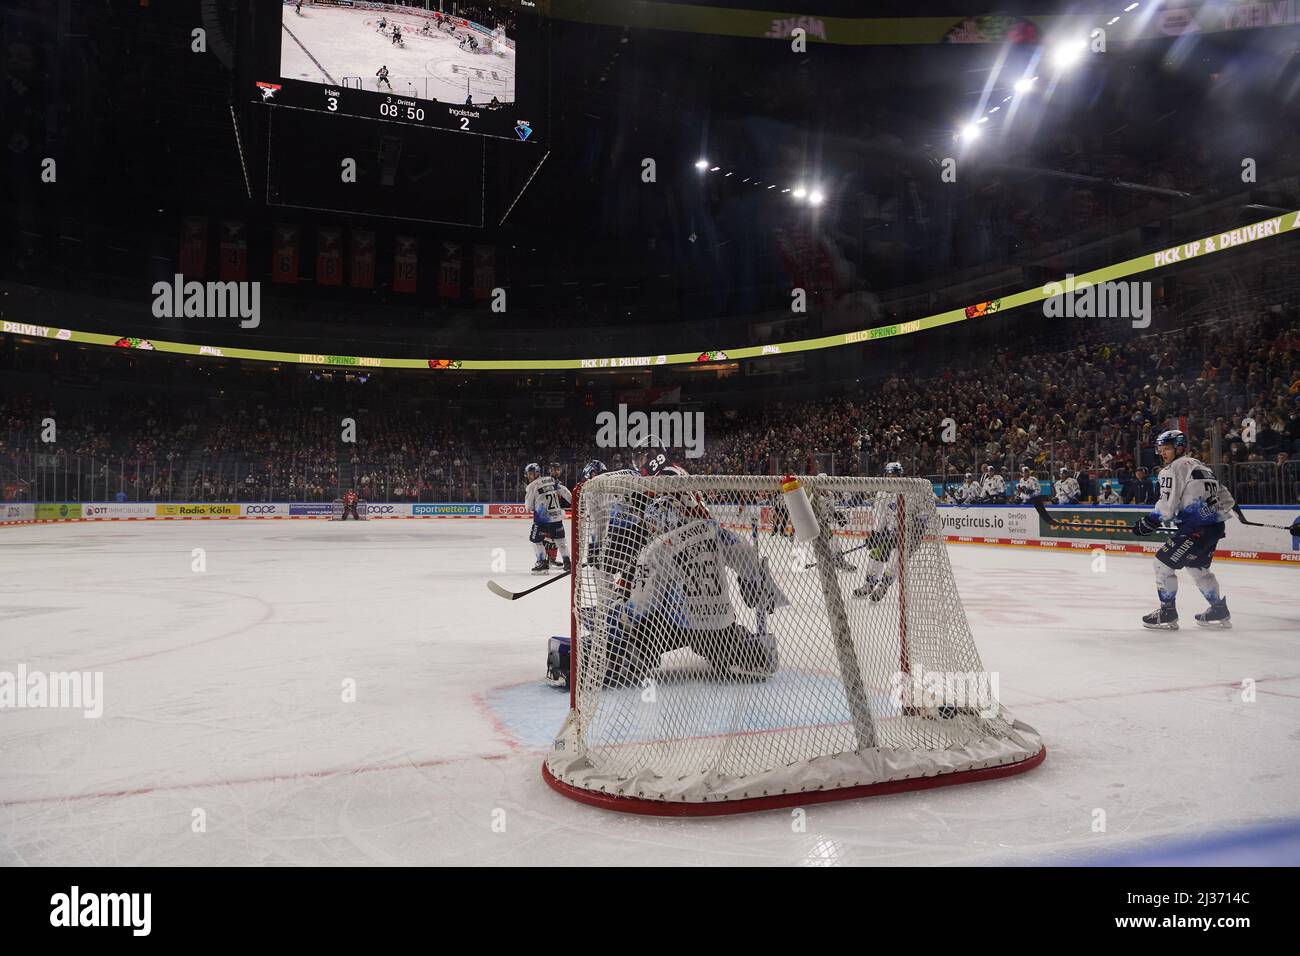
<box><xmin>3</xmin><ymin>304</ymin><xmax>1298</xmax><ymax>505</ymax></box>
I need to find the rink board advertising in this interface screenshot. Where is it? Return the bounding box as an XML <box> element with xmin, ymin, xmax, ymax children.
<box><xmin>255</xmin><ymin>1</ymin><xmax>547</xmax><ymax>142</ymax></box>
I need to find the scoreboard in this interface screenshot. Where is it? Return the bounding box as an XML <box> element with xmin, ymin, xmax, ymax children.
<box><xmin>253</xmin><ymin>0</ymin><xmax>546</xmax><ymax>144</ymax></box>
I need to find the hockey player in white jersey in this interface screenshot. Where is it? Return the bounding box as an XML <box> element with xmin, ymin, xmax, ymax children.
<box><xmin>957</xmin><ymin>472</ymin><xmax>981</xmax><ymax>504</ymax></box>
<box><xmin>524</xmin><ymin>462</ymin><xmax>573</xmax><ymax>574</ymax></box>
<box><xmin>1054</xmin><ymin>467</ymin><xmax>1081</xmax><ymax>504</ymax></box>
<box><xmin>1132</xmin><ymin>430</ymin><xmax>1235</xmax><ymax>630</ymax></box>
<box><xmin>979</xmin><ymin>464</ymin><xmax>1006</xmax><ymax>503</ymax></box>
<box><xmin>853</xmin><ymin>461</ymin><xmax>913</xmax><ymax>600</ymax></box>
<box><xmin>1015</xmin><ymin>466</ymin><xmax>1041</xmax><ymax>502</ymax></box>
<box><xmin>806</xmin><ymin>475</ymin><xmax>857</xmax><ymax>571</ymax></box>
<box><xmin>596</xmin><ymin>492</ymin><xmax>787</xmax><ymax>685</ymax></box>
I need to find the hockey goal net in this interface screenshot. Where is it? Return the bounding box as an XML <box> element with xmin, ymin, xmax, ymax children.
<box><xmin>330</xmin><ymin>498</ymin><xmax>368</xmax><ymax>520</ymax></box>
<box><xmin>544</xmin><ymin>473</ymin><xmax>1045</xmax><ymax>815</ymax></box>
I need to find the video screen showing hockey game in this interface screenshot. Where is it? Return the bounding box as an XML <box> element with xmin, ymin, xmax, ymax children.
<box><xmin>6</xmin><ymin>0</ymin><xmax>1300</xmax><ymax>920</ymax></box>
<box><xmin>265</xmin><ymin>0</ymin><xmax>540</xmax><ymax>140</ymax></box>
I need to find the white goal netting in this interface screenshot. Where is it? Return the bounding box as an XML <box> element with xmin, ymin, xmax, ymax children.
<box><xmin>545</xmin><ymin>473</ymin><xmax>1045</xmax><ymax>813</ymax></box>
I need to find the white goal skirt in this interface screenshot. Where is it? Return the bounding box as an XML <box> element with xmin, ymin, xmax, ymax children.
<box><xmin>544</xmin><ymin>473</ymin><xmax>1045</xmax><ymax>814</ymax></box>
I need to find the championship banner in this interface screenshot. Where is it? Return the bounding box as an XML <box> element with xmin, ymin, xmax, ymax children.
<box><xmin>218</xmin><ymin>220</ymin><xmax>247</xmax><ymax>282</ymax></box>
<box><xmin>394</xmin><ymin>235</ymin><xmax>419</xmax><ymax>294</ymax></box>
<box><xmin>439</xmin><ymin>242</ymin><xmax>462</xmax><ymax>299</ymax></box>
<box><xmin>271</xmin><ymin>224</ymin><xmax>300</xmax><ymax>284</ymax></box>
<box><xmin>472</xmin><ymin>244</ymin><xmax>495</xmax><ymax>301</ymax></box>
<box><xmin>351</xmin><ymin>230</ymin><xmax>376</xmax><ymax>289</ymax></box>
<box><xmin>179</xmin><ymin>217</ymin><xmax>208</xmax><ymax>278</ymax></box>
<box><xmin>317</xmin><ymin>227</ymin><xmax>343</xmax><ymax>286</ymax></box>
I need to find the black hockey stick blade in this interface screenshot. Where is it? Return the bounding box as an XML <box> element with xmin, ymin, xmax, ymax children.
<box><xmin>1032</xmin><ymin>497</ymin><xmax>1067</xmax><ymax>527</ymax></box>
<box><xmin>1233</xmin><ymin>504</ymin><xmax>1297</xmax><ymax>533</ymax></box>
<box><xmin>487</xmin><ymin>570</ymin><xmax>572</xmax><ymax>601</ymax></box>
<box><xmin>1034</xmin><ymin>496</ymin><xmax>1178</xmax><ymax>534</ymax></box>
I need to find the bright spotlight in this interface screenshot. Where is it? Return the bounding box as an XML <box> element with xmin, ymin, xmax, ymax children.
<box><xmin>958</xmin><ymin>123</ymin><xmax>981</xmax><ymax>142</ymax></box>
<box><xmin>695</xmin><ymin>159</ymin><xmax>709</xmax><ymax>171</ymax></box>
<box><xmin>1014</xmin><ymin>75</ymin><xmax>1036</xmax><ymax>93</ymax></box>
<box><xmin>1050</xmin><ymin>39</ymin><xmax>1086</xmax><ymax>71</ymax></box>
<box><xmin>792</xmin><ymin>186</ymin><xmax>808</xmax><ymax>199</ymax></box>
<box><xmin>808</xmin><ymin>190</ymin><xmax>825</xmax><ymax>206</ymax></box>
<box><xmin>709</xmin><ymin>166</ymin><xmax>721</xmax><ymax>172</ymax></box>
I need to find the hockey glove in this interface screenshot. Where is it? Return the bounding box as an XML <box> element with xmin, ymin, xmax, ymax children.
<box><xmin>1131</xmin><ymin>514</ymin><xmax>1160</xmax><ymax>537</ymax></box>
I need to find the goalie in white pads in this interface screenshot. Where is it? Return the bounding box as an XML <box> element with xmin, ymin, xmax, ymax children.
<box><xmin>1132</xmin><ymin>430</ymin><xmax>1235</xmax><ymax>630</ymax></box>
<box><xmin>593</xmin><ymin>491</ymin><xmax>787</xmax><ymax>686</ymax></box>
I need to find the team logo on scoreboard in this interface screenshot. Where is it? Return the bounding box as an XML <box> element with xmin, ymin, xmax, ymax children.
<box><xmin>514</xmin><ymin>120</ymin><xmax>532</xmax><ymax>141</ymax></box>
<box><xmin>256</xmin><ymin>81</ymin><xmax>282</xmax><ymax>102</ymax></box>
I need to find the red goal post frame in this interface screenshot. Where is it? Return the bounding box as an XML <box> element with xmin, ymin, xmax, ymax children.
<box><xmin>546</xmin><ymin>475</ymin><xmax>1047</xmax><ymax>816</ymax></box>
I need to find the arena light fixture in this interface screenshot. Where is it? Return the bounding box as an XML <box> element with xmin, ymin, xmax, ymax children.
<box><xmin>792</xmin><ymin>186</ymin><xmax>808</xmax><ymax>199</ymax></box>
<box><xmin>1050</xmin><ymin>39</ymin><xmax>1087</xmax><ymax>71</ymax></box>
<box><xmin>1014</xmin><ymin>75</ymin><xmax>1037</xmax><ymax>93</ymax></box>
<box><xmin>695</xmin><ymin>159</ymin><xmax>709</xmax><ymax>171</ymax></box>
<box><xmin>808</xmin><ymin>190</ymin><xmax>825</xmax><ymax>206</ymax></box>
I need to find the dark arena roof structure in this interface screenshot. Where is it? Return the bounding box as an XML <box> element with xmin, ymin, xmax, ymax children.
<box><xmin>1</xmin><ymin>0</ymin><xmax>1299</xmax><ymax>899</ymax></box>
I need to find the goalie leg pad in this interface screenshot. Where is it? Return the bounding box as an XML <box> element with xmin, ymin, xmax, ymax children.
<box><xmin>690</xmin><ymin>624</ymin><xmax>778</xmax><ymax>679</ymax></box>
<box><xmin>545</xmin><ymin>635</ymin><xmax>571</xmax><ymax>688</ymax></box>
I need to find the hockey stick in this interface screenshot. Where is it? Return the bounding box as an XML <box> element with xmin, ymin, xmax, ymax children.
<box><xmin>1233</xmin><ymin>504</ymin><xmax>1300</xmax><ymax>535</ymax></box>
<box><xmin>1031</xmin><ymin>497</ymin><xmax>1070</xmax><ymax>527</ymax></box>
<box><xmin>1033</xmin><ymin>497</ymin><xmax>1177</xmax><ymax>533</ymax></box>
<box><xmin>802</xmin><ymin>538</ymin><xmax>874</xmax><ymax>569</ymax></box>
<box><xmin>486</xmin><ymin>570</ymin><xmax>571</xmax><ymax>601</ymax></box>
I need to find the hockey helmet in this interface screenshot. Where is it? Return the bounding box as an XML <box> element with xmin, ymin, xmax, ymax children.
<box><xmin>581</xmin><ymin>460</ymin><xmax>608</xmax><ymax>482</ymax></box>
<box><xmin>1155</xmin><ymin>429</ymin><xmax>1188</xmax><ymax>452</ymax></box>
<box><xmin>884</xmin><ymin>461</ymin><xmax>903</xmax><ymax>476</ymax></box>
<box><xmin>525</xmin><ymin>462</ymin><xmax>542</xmax><ymax>479</ymax></box>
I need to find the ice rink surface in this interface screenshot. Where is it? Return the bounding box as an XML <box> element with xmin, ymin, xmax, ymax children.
<box><xmin>280</xmin><ymin>6</ymin><xmax>516</xmax><ymax>105</ymax></box>
<box><xmin>2</xmin><ymin>518</ymin><xmax>1298</xmax><ymax>866</ymax></box>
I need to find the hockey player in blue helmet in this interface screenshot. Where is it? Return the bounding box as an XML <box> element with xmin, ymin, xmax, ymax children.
<box><xmin>1132</xmin><ymin>429</ymin><xmax>1235</xmax><ymax>630</ymax></box>
<box><xmin>523</xmin><ymin>462</ymin><xmax>572</xmax><ymax>574</ymax></box>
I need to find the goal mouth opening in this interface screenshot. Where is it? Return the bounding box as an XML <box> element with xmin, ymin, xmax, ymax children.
<box><xmin>542</xmin><ymin>747</ymin><xmax>1048</xmax><ymax>817</ymax></box>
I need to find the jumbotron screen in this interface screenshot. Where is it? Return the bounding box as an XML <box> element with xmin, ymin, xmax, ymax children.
<box><xmin>255</xmin><ymin>0</ymin><xmax>546</xmax><ymax>142</ymax></box>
